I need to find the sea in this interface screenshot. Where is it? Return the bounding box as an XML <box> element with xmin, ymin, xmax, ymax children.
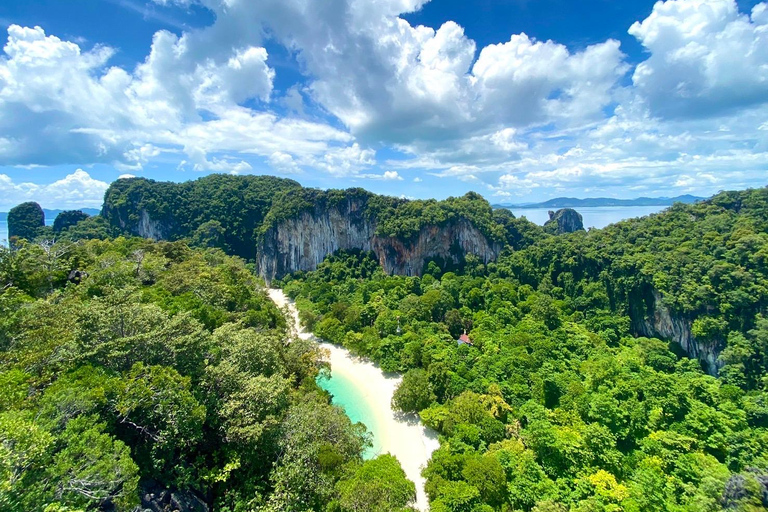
<box><xmin>507</xmin><ymin>205</ymin><xmax>669</xmax><ymax>229</ymax></box>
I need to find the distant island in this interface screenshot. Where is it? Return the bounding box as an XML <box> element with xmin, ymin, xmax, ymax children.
<box><xmin>494</xmin><ymin>194</ymin><xmax>704</xmax><ymax>209</ymax></box>
<box><xmin>0</xmin><ymin>207</ymin><xmax>100</xmax><ymax>221</ymax></box>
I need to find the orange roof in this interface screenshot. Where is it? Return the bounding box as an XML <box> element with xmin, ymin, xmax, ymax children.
<box><xmin>458</xmin><ymin>333</ymin><xmax>472</xmax><ymax>344</ymax></box>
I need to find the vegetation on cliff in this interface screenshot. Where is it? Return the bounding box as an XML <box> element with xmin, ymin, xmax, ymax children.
<box><xmin>258</xmin><ymin>186</ymin><xmax>540</xmax><ymax>248</ymax></box>
<box><xmin>102</xmin><ymin>175</ymin><xmax>302</xmax><ymax>258</ymax></box>
<box><xmin>281</xmin><ymin>187</ymin><xmax>768</xmax><ymax>511</ymax></box>
<box><xmin>100</xmin><ymin>176</ymin><xmax>543</xmax><ymax>263</ymax></box>
<box><xmin>52</xmin><ymin>210</ymin><xmax>91</xmax><ymax>233</ymax></box>
<box><xmin>0</xmin><ymin>238</ymin><xmax>415</xmax><ymax>511</ymax></box>
<box><xmin>7</xmin><ymin>179</ymin><xmax>768</xmax><ymax>511</ymax></box>
<box><xmin>7</xmin><ymin>201</ymin><xmax>45</xmax><ymax>242</ymax></box>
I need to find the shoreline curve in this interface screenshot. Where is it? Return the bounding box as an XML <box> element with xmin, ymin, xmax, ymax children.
<box><xmin>268</xmin><ymin>288</ymin><xmax>439</xmax><ymax>511</ymax></box>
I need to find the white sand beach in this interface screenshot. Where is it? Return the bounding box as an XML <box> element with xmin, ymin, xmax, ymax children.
<box><xmin>268</xmin><ymin>289</ymin><xmax>440</xmax><ymax>511</ymax></box>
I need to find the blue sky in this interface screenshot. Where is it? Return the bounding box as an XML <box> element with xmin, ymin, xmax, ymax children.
<box><xmin>0</xmin><ymin>0</ymin><xmax>767</xmax><ymax>210</ymax></box>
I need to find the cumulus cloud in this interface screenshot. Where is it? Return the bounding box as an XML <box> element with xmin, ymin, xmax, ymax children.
<box><xmin>268</xmin><ymin>151</ymin><xmax>301</xmax><ymax>174</ymax></box>
<box><xmin>0</xmin><ymin>169</ymin><xmax>109</xmax><ymax>210</ymax></box>
<box><xmin>204</xmin><ymin>0</ymin><xmax>626</xmax><ymax>147</ymax></box>
<box><xmin>629</xmin><ymin>0</ymin><xmax>768</xmax><ymax>118</ymax></box>
<box><xmin>0</xmin><ymin>23</ymin><xmax>353</xmax><ymax>173</ymax></box>
<box><xmin>472</xmin><ymin>35</ymin><xmax>626</xmax><ymax>126</ymax></box>
<box><xmin>2</xmin><ymin>0</ymin><xmax>768</xmax><ymax>202</ymax></box>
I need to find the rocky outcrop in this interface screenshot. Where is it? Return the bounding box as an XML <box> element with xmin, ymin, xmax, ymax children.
<box><xmin>137</xmin><ymin>481</ymin><xmax>209</xmax><ymax>512</ymax></box>
<box><xmin>102</xmin><ymin>206</ymin><xmax>171</xmax><ymax>241</ymax></box>
<box><xmin>136</xmin><ymin>209</ymin><xmax>169</xmax><ymax>240</ymax></box>
<box><xmin>257</xmin><ymin>197</ymin><xmax>376</xmax><ymax>281</ymax></box>
<box><xmin>67</xmin><ymin>269</ymin><xmax>88</xmax><ymax>284</ymax></box>
<box><xmin>544</xmin><ymin>208</ymin><xmax>584</xmax><ymax>234</ymax></box>
<box><xmin>723</xmin><ymin>469</ymin><xmax>768</xmax><ymax>508</ymax></box>
<box><xmin>632</xmin><ymin>289</ymin><xmax>723</xmax><ymax>375</ymax></box>
<box><xmin>257</xmin><ymin>202</ymin><xmax>501</xmax><ymax>283</ymax></box>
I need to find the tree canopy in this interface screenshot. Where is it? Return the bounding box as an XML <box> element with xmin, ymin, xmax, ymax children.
<box><xmin>0</xmin><ymin>237</ymin><xmax>411</xmax><ymax>511</ymax></box>
<box><xmin>281</xmin><ymin>186</ymin><xmax>768</xmax><ymax>511</ymax></box>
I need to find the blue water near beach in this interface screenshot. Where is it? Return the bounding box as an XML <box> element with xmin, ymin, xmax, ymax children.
<box><xmin>317</xmin><ymin>371</ymin><xmax>383</xmax><ymax>459</ymax></box>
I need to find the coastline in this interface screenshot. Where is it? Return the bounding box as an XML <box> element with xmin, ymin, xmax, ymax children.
<box><xmin>268</xmin><ymin>289</ymin><xmax>439</xmax><ymax>511</ymax></box>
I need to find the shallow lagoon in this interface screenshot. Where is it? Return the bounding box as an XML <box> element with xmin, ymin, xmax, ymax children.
<box><xmin>317</xmin><ymin>371</ymin><xmax>383</xmax><ymax>459</ymax></box>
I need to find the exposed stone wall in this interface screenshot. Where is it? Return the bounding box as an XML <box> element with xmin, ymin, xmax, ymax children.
<box><xmin>544</xmin><ymin>208</ymin><xmax>584</xmax><ymax>234</ymax></box>
<box><xmin>102</xmin><ymin>206</ymin><xmax>170</xmax><ymax>241</ymax></box>
<box><xmin>632</xmin><ymin>289</ymin><xmax>723</xmax><ymax>375</ymax></box>
<box><xmin>256</xmin><ymin>204</ymin><xmax>501</xmax><ymax>283</ymax></box>
<box><xmin>257</xmin><ymin>198</ymin><xmax>375</xmax><ymax>282</ymax></box>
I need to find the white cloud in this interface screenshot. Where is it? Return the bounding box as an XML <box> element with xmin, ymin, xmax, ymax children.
<box><xmin>629</xmin><ymin>0</ymin><xmax>768</xmax><ymax>118</ymax></box>
<box><xmin>194</xmin><ymin>46</ymin><xmax>274</xmax><ymax>108</ymax></box>
<box><xmin>0</xmin><ymin>23</ymin><xmax>362</xmax><ymax>175</ymax></box>
<box><xmin>282</xmin><ymin>85</ymin><xmax>306</xmax><ymax>116</ymax></box>
<box><xmin>315</xmin><ymin>143</ymin><xmax>377</xmax><ymax>177</ymax></box>
<box><xmin>2</xmin><ymin>0</ymin><xmax>768</xmax><ymax>203</ymax></box>
<box><xmin>0</xmin><ymin>169</ymin><xmax>109</xmax><ymax>210</ymax></box>
<box><xmin>472</xmin><ymin>35</ymin><xmax>626</xmax><ymax>126</ymax></box>
<box><xmin>268</xmin><ymin>151</ymin><xmax>301</xmax><ymax>174</ymax></box>
<box><xmin>382</xmin><ymin>170</ymin><xmax>402</xmax><ymax>180</ymax></box>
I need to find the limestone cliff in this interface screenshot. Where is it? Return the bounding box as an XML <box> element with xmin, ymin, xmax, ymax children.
<box><xmin>257</xmin><ymin>201</ymin><xmax>501</xmax><ymax>283</ymax></box>
<box><xmin>257</xmin><ymin>197</ymin><xmax>376</xmax><ymax>281</ymax></box>
<box><xmin>631</xmin><ymin>289</ymin><xmax>723</xmax><ymax>375</ymax></box>
<box><xmin>103</xmin><ymin>206</ymin><xmax>172</xmax><ymax>241</ymax></box>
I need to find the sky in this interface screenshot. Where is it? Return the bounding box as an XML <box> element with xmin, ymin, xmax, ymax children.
<box><xmin>0</xmin><ymin>0</ymin><xmax>767</xmax><ymax>210</ymax></box>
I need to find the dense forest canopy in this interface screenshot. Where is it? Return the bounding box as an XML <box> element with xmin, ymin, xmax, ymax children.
<box><xmin>0</xmin><ymin>238</ymin><xmax>416</xmax><ymax>512</ymax></box>
<box><xmin>3</xmin><ymin>181</ymin><xmax>768</xmax><ymax>511</ymax></box>
<box><xmin>7</xmin><ymin>201</ymin><xmax>45</xmax><ymax>241</ymax></box>
<box><xmin>280</xmin><ymin>187</ymin><xmax>768</xmax><ymax>511</ymax></box>
<box><xmin>102</xmin><ymin>175</ymin><xmax>303</xmax><ymax>259</ymax></box>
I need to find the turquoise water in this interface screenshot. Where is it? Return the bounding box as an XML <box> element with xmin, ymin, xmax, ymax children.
<box><xmin>317</xmin><ymin>371</ymin><xmax>382</xmax><ymax>459</ymax></box>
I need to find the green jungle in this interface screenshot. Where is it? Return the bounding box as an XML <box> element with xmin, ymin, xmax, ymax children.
<box><xmin>1</xmin><ymin>177</ymin><xmax>767</xmax><ymax>512</ymax></box>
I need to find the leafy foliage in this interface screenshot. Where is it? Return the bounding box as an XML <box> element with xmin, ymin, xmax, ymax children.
<box><xmin>102</xmin><ymin>175</ymin><xmax>302</xmax><ymax>258</ymax></box>
<box><xmin>283</xmin><ymin>187</ymin><xmax>768</xmax><ymax>511</ymax></box>
<box><xmin>52</xmin><ymin>211</ymin><xmax>90</xmax><ymax>233</ymax></box>
<box><xmin>0</xmin><ymin>237</ymin><xmax>411</xmax><ymax>511</ymax></box>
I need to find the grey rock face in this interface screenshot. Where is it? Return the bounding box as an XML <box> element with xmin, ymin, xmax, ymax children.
<box><xmin>136</xmin><ymin>209</ymin><xmax>168</xmax><ymax>240</ymax></box>
<box><xmin>105</xmin><ymin>207</ymin><xmax>170</xmax><ymax>241</ymax></box>
<box><xmin>373</xmin><ymin>219</ymin><xmax>500</xmax><ymax>276</ymax></box>
<box><xmin>723</xmin><ymin>469</ymin><xmax>768</xmax><ymax>508</ymax></box>
<box><xmin>632</xmin><ymin>289</ymin><xmax>723</xmax><ymax>375</ymax></box>
<box><xmin>257</xmin><ymin>197</ymin><xmax>375</xmax><ymax>282</ymax></box>
<box><xmin>257</xmin><ymin>200</ymin><xmax>501</xmax><ymax>283</ymax></box>
<box><xmin>140</xmin><ymin>481</ymin><xmax>209</xmax><ymax>512</ymax></box>
<box><xmin>544</xmin><ymin>208</ymin><xmax>584</xmax><ymax>234</ymax></box>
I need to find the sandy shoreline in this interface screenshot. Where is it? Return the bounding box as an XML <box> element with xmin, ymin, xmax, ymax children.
<box><xmin>268</xmin><ymin>289</ymin><xmax>439</xmax><ymax>511</ymax></box>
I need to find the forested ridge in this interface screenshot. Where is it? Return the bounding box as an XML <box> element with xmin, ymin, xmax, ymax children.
<box><xmin>101</xmin><ymin>176</ymin><xmax>543</xmax><ymax>256</ymax></box>
<box><xmin>102</xmin><ymin>175</ymin><xmax>303</xmax><ymax>258</ymax></box>
<box><xmin>280</xmin><ymin>186</ymin><xmax>768</xmax><ymax>511</ymax></box>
